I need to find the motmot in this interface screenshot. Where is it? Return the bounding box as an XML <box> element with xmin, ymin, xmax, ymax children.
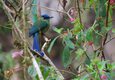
<box><xmin>29</xmin><ymin>14</ymin><xmax>53</xmax><ymax>56</ymax></box>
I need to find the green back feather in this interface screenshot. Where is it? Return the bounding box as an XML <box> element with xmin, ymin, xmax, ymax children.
<box><xmin>31</xmin><ymin>0</ymin><xmax>38</xmax><ymax>23</ymax></box>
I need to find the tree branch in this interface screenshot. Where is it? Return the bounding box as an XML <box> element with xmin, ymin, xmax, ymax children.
<box><xmin>76</xmin><ymin>0</ymin><xmax>82</xmax><ymax>24</ymax></box>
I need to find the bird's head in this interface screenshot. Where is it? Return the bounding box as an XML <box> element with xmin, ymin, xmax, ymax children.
<box><xmin>41</xmin><ymin>14</ymin><xmax>53</xmax><ymax>20</ymax></box>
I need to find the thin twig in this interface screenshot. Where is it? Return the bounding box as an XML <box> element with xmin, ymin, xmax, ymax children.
<box><xmin>101</xmin><ymin>0</ymin><xmax>111</xmax><ymax>60</ymax></box>
<box><xmin>22</xmin><ymin>0</ymin><xmax>26</xmax><ymax>38</ymax></box>
<box><xmin>30</xmin><ymin>41</ymin><xmax>64</xmax><ymax>79</ymax></box>
<box><xmin>29</xmin><ymin>35</ymin><xmax>64</xmax><ymax>79</ymax></box>
<box><xmin>28</xmin><ymin>34</ymin><xmax>64</xmax><ymax>79</ymax></box>
<box><xmin>28</xmin><ymin>48</ymin><xmax>64</xmax><ymax>79</ymax></box>
<box><xmin>76</xmin><ymin>0</ymin><xmax>82</xmax><ymax>24</ymax></box>
<box><xmin>105</xmin><ymin>37</ymin><xmax>115</xmax><ymax>44</ymax></box>
<box><xmin>0</xmin><ymin>25</ymin><xmax>12</xmax><ymax>29</ymax></box>
<box><xmin>38</xmin><ymin>5</ymin><xmax>66</xmax><ymax>14</ymax></box>
<box><xmin>106</xmin><ymin>0</ymin><xmax>111</xmax><ymax>27</ymax></box>
<box><xmin>42</xmin><ymin>36</ymin><xmax>64</xmax><ymax>79</ymax></box>
<box><xmin>1</xmin><ymin>0</ymin><xmax>45</xmax><ymax>80</ymax></box>
<box><xmin>59</xmin><ymin>69</ymin><xmax>77</xmax><ymax>76</ymax></box>
<box><xmin>3</xmin><ymin>3</ymin><xmax>15</xmax><ymax>14</ymax></box>
<box><xmin>101</xmin><ymin>0</ymin><xmax>111</xmax><ymax>70</ymax></box>
<box><xmin>95</xmin><ymin>65</ymin><xmax>102</xmax><ymax>80</ymax></box>
<box><xmin>38</xmin><ymin>5</ymin><xmax>72</xmax><ymax>19</ymax></box>
<box><xmin>27</xmin><ymin>49</ymin><xmax>44</xmax><ymax>80</ymax></box>
<box><xmin>1</xmin><ymin>0</ymin><xmax>24</xmax><ymax>41</ymax></box>
<box><xmin>41</xmin><ymin>36</ymin><xmax>51</xmax><ymax>51</ymax></box>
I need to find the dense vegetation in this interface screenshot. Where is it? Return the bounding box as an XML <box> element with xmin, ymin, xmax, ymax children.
<box><xmin>0</xmin><ymin>0</ymin><xmax>115</xmax><ymax>80</ymax></box>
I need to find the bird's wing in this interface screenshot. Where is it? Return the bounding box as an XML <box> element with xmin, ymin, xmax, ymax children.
<box><xmin>29</xmin><ymin>19</ymin><xmax>49</xmax><ymax>37</ymax></box>
<box><xmin>39</xmin><ymin>19</ymin><xmax>49</xmax><ymax>30</ymax></box>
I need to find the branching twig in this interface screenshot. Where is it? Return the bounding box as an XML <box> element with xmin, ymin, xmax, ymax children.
<box><xmin>43</xmin><ymin>54</ymin><xmax>64</xmax><ymax>79</ymax></box>
<box><xmin>1</xmin><ymin>0</ymin><xmax>44</xmax><ymax>80</ymax></box>
<box><xmin>27</xmin><ymin>49</ymin><xmax>44</xmax><ymax>80</ymax></box>
<box><xmin>105</xmin><ymin>37</ymin><xmax>115</xmax><ymax>44</ymax></box>
<box><xmin>59</xmin><ymin>69</ymin><xmax>77</xmax><ymax>76</ymax></box>
<box><xmin>37</xmin><ymin>0</ymin><xmax>41</xmax><ymax>17</ymax></box>
<box><xmin>100</xmin><ymin>0</ymin><xmax>111</xmax><ymax>71</ymax></box>
<box><xmin>38</xmin><ymin>5</ymin><xmax>72</xmax><ymax>20</ymax></box>
<box><xmin>101</xmin><ymin>0</ymin><xmax>111</xmax><ymax>60</ymax></box>
<box><xmin>95</xmin><ymin>65</ymin><xmax>102</xmax><ymax>80</ymax></box>
<box><xmin>76</xmin><ymin>0</ymin><xmax>82</xmax><ymax>25</ymax></box>
<box><xmin>41</xmin><ymin>36</ymin><xmax>51</xmax><ymax>51</ymax></box>
<box><xmin>36</xmin><ymin>5</ymin><xmax>66</xmax><ymax>14</ymax></box>
<box><xmin>2</xmin><ymin>3</ymin><xmax>15</xmax><ymax>14</ymax></box>
<box><xmin>42</xmin><ymin>36</ymin><xmax>64</xmax><ymax>79</ymax></box>
<box><xmin>29</xmin><ymin>36</ymin><xmax>64</xmax><ymax>79</ymax></box>
<box><xmin>1</xmin><ymin>0</ymin><xmax>24</xmax><ymax>41</ymax></box>
<box><xmin>28</xmin><ymin>48</ymin><xmax>64</xmax><ymax>80</ymax></box>
<box><xmin>22</xmin><ymin>0</ymin><xmax>26</xmax><ymax>38</ymax></box>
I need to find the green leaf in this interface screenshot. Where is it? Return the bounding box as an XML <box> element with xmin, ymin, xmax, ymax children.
<box><xmin>64</xmin><ymin>37</ymin><xmax>75</xmax><ymax>49</ymax></box>
<box><xmin>106</xmin><ymin>72</ymin><xmax>112</xmax><ymax>80</ymax></box>
<box><xmin>101</xmin><ymin>26</ymin><xmax>112</xmax><ymax>35</ymax></box>
<box><xmin>40</xmin><ymin>66</ymin><xmax>51</xmax><ymax>79</ymax></box>
<box><xmin>98</xmin><ymin>60</ymin><xmax>108</xmax><ymax>71</ymax></box>
<box><xmin>86</xmin><ymin>29</ymin><xmax>93</xmax><ymax>41</ymax></box>
<box><xmin>72</xmin><ymin>19</ymin><xmax>83</xmax><ymax>34</ymax></box>
<box><xmin>53</xmin><ymin>27</ymin><xmax>63</xmax><ymax>34</ymax></box>
<box><xmin>67</xmin><ymin>31</ymin><xmax>73</xmax><ymax>38</ymax></box>
<box><xmin>43</xmin><ymin>68</ymin><xmax>50</xmax><ymax>79</ymax></box>
<box><xmin>111</xmin><ymin>63</ymin><xmax>115</xmax><ymax>69</ymax></box>
<box><xmin>47</xmin><ymin>36</ymin><xmax>59</xmax><ymax>53</ymax></box>
<box><xmin>62</xmin><ymin>46</ymin><xmax>71</xmax><ymax>68</ymax></box>
<box><xmin>81</xmin><ymin>72</ymin><xmax>95</xmax><ymax>80</ymax></box>
<box><xmin>99</xmin><ymin>0</ymin><xmax>106</xmax><ymax>17</ymax></box>
<box><xmin>75</xmin><ymin>31</ymin><xmax>85</xmax><ymax>47</ymax></box>
<box><xmin>76</xmin><ymin>48</ymin><xmax>85</xmax><ymax>59</ymax></box>
<box><xmin>112</xmin><ymin>28</ymin><xmax>115</xmax><ymax>33</ymax></box>
<box><xmin>28</xmin><ymin>65</ymin><xmax>37</xmax><ymax>77</ymax></box>
<box><xmin>3</xmin><ymin>54</ymin><xmax>14</xmax><ymax>70</ymax></box>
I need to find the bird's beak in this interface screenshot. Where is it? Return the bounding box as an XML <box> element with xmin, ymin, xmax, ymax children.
<box><xmin>50</xmin><ymin>16</ymin><xmax>53</xmax><ymax>18</ymax></box>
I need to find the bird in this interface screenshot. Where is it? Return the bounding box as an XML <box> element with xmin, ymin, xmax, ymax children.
<box><xmin>29</xmin><ymin>14</ymin><xmax>53</xmax><ymax>57</ymax></box>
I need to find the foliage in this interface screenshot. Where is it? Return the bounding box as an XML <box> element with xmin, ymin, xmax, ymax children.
<box><xmin>1</xmin><ymin>0</ymin><xmax>115</xmax><ymax>80</ymax></box>
<box><xmin>0</xmin><ymin>50</ymin><xmax>14</xmax><ymax>79</ymax></box>
<box><xmin>0</xmin><ymin>18</ymin><xmax>12</xmax><ymax>34</ymax></box>
<box><xmin>48</xmin><ymin>0</ymin><xmax>115</xmax><ymax>79</ymax></box>
<box><xmin>28</xmin><ymin>59</ymin><xmax>61</xmax><ymax>80</ymax></box>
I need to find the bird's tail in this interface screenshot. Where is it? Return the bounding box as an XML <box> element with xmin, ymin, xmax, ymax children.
<box><xmin>33</xmin><ymin>33</ymin><xmax>41</xmax><ymax>52</ymax></box>
<box><xmin>33</xmin><ymin>33</ymin><xmax>44</xmax><ymax>56</ymax></box>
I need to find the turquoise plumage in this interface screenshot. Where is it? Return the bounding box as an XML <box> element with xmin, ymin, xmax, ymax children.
<box><xmin>29</xmin><ymin>0</ymin><xmax>52</xmax><ymax>56</ymax></box>
<box><xmin>29</xmin><ymin>18</ymin><xmax>50</xmax><ymax>37</ymax></box>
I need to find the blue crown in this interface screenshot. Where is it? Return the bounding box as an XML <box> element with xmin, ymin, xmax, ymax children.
<box><xmin>41</xmin><ymin>14</ymin><xmax>53</xmax><ymax>19</ymax></box>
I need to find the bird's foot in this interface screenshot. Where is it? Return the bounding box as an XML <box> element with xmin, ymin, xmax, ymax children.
<box><xmin>39</xmin><ymin>51</ymin><xmax>44</xmax><ymax>57</ymax></box>
<box><xmin>33</xmin><ymin>49</ymin><xmax>44</xmax><ymax>57</ymax></box>
<box><xmin>43</xmin><ymin>35</ymin><xmax>51</xmax><ymax>42</ymax></box>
